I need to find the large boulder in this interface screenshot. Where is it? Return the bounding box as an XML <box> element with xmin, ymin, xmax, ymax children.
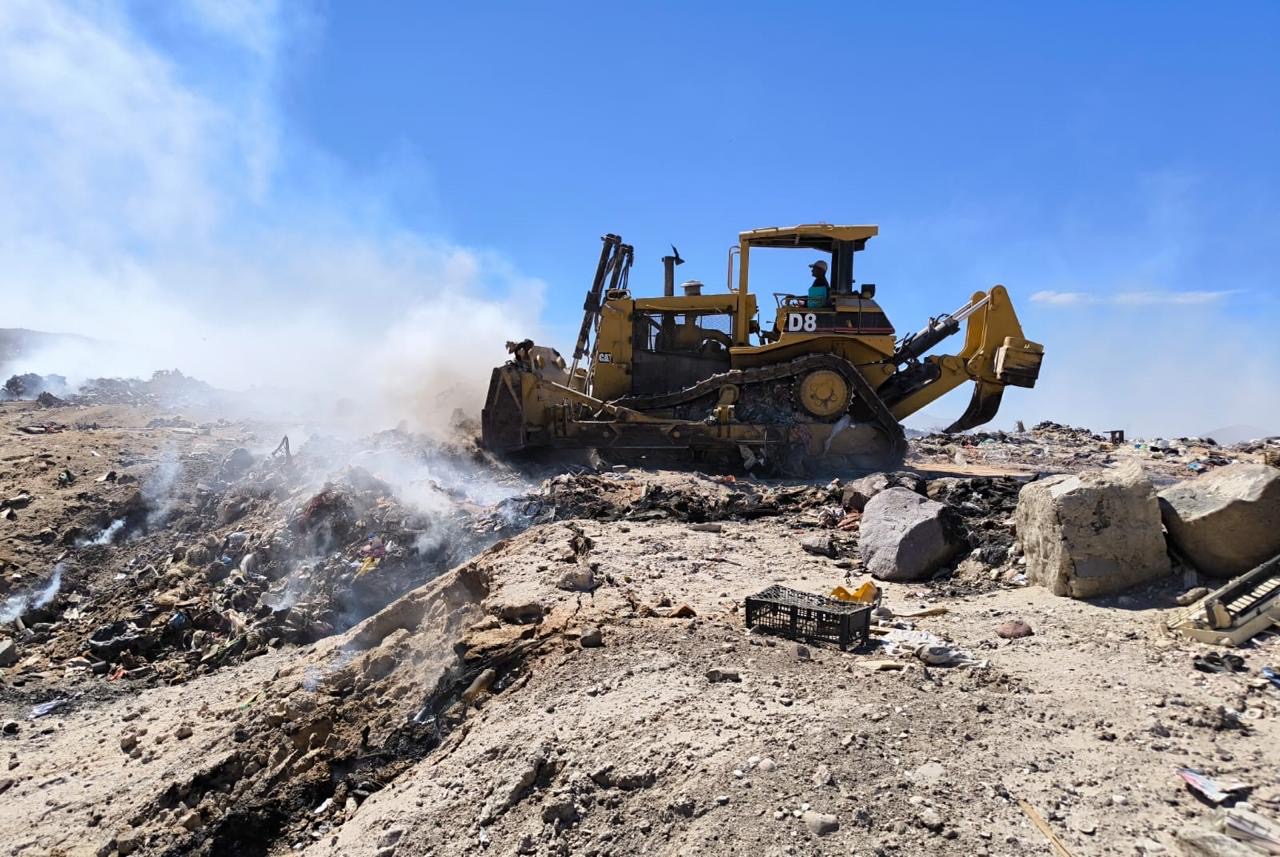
<box><xmin>859</xmin><ymin>488</ymin><xmax>962</xmax><ymax>581</ymax></box>
<box><xmin>1157</xmin><ymin>463</ymin><xmax>1280</xmax><ymax>578</ymax></box>
<box><xmin>841</xmin><ymin>472</ymin><xmax>923</xmax><ymax>511</ymax></box>
<box><xmin>1015</xmin><ymin>462</ymin><xmax>1169</xmax><ymax>598</ymax></box>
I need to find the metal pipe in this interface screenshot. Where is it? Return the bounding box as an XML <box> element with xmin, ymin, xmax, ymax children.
<box><xmin>950</xmin><ymin>294</ymin><xmax>991</xmax><ymax>323</ymax></box>
<box><xmin>726</xmin><ymin>245</ymin><xmax>740</xmax><ymax>292</ymax></box>
<box><xmin>569</xmin><ymin>235</ymin><xmax>619</xmax><ymax>387</ymax></box>
<box><xmin>661</xmin><ymin>245</ymin><xmax>682</xmax><ymax>297</ymax></box>
<box><xmin>891</xmin><ymin>294</ymin><xmax>992</xmax><ymax>365</ymax></box>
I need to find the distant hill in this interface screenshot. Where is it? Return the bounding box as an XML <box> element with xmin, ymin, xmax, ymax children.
<box><xmin>0</xmin><ymin>328</ymin><xmax>96</xmax><ymax>365</ymax></box>
<box><xmin>1201</xmin><ymin>424</ymin><xmax>1278</xmax><ymax>444</ymax></box>
<box><xmin>902</xmin><ymin>410</ymin><xmax>952</xmax><ymax>435</ymax></box>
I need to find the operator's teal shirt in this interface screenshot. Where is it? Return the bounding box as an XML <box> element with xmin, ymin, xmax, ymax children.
<box><xmin>807</xmin><ymin>280</ymin><xmax>829</xmax><ymax>308</ymax></box>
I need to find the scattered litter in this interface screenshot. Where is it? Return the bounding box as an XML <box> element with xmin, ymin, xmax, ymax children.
<box><xmin>18</xmin><ymin>423</ymin><xmax>68</xmax><ymax>435</ymax></box>
<box><xmin>880</xmin><ymin>628</ymin><xmax>986</xmax><ymax>668</ymax></box>
<box><xmin>1219</xmin><ymin>805</ymin><xmax>1280</xmax><ymax>854</ymax></box>
<box><xmin>1168</xmin><ymin>552</ymin><xmax>1280</xmax><ymax>646</ymax></box>
<box><xmin>895</xmin><ymin>606</ymin><xmax>949</xmax><ymax>619</ymax></box>
<box><xmin>1193</xmin><ymin>652</ymin><xmax>1246</xmax><ymax>674</ymax></box>
<box><xmin>1178</xmin><ymin>767</ymin><xmax>1252</xmax><ymax>806</ymax></box>
<box><xmin>836</xmin><ymin>510</ymin><xmax>861</xmax><ymax>531</ymax></box>
<box><xmin>829</xmin><ymin>581</ymin><xmax>880</xmax><ymax>605</ymax></box>
<box><xmin>745</xmin><ymin>585</ymin><xmax>871</xmax><ymax>651</ymax></box>
<box><xmin>29</xmin><ymin>698</ymin><xmax>68</xmax><ymax>719</ymax></box>
<box><xmin>1262</xmin><ymin>666</ymin><xmax>1280</xmax><ymax>690</ymax></box>
<box><xmin>858</xmin><ymin>660</ymin><xmax>907</xmax><ymax>672</ymax></box>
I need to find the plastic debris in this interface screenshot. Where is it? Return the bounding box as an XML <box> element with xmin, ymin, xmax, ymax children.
<box><xmin>1219</xmin><ymin>805</ymin><xmax>1280</xmax><ymax>854</ymax></box>
<box><xmin>830</xmin><ymin>581</ymin><xmax>880</xmax><ymax>605</ymax></box>
<box><xmin>880</xmin><ymin>628</ymin><xmax>986</xmax><ymax>668</ymax></box>
<box><xmin>29</xmin><ymin>698</ymin><xmax>68</xmax><ymax>718</ymax></box>
<box><xmin>1178</xmin><ymin>767</ymin><xmax>1251</xmax><ymax>805</ymax></box>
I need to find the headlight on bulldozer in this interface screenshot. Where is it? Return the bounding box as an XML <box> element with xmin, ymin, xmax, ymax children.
<box><xmin>994</xmin><ymin>337</ymin><xmax>1044</xmax><ymax>388</ymax></box>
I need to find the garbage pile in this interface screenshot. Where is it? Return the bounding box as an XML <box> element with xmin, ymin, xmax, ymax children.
<box><xmin>925</xmin><ymin>475</ymin><xmax>1025</xmax><ymax>586</ymax></box>
<box><xmin>3</xmin><ymin>434</ymin><xmax>527</xmax><ymax>686</ymax></box>
<box><xmin>73</xmin><ymin>370</ymin><xmax>221</xmax><ymax>408</ymax></box>
<box><xmin>486</xmin><ymin>468</ymin><xmax>1030</xmax><ymax>593</ymax></box>
<box><xmin>1</xmin><ymin>369</ymin><xmax>221</xmax><ymax>409</ymax></box>
<box><xmin>487</xmin><ymin>470</ymin><xmax>840</xmax><ymax>527</ymax></box>
<box><xmin>910</xmin><ymin>420</ymin><xmax>1280</xmax><ymax>483</ymax></box>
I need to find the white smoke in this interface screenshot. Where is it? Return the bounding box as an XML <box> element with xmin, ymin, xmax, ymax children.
<box><xmin>142</xmin><ymin>450</ymin><xmax>184</xmax><ymax>531</ymax></box>
<box><xmin>0</xmin><ymin>563</ymin><xmax>64</xmax><ymax>624</ymax></box>
<box><xmin>0</xmin><ymin>2</ymin><xmax>545</xmax><ymax>435</ymax></box>
<box><xmin>87</xmin><ymin>519</ymin><xmax>128</xmax><ymax>546</ymax></box>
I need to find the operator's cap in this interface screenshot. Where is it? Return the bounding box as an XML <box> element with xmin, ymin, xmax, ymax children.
<box><xmin>810</xmin><ymin>259</ymin><xmax>828</xmax><ymax>273</ymax></box>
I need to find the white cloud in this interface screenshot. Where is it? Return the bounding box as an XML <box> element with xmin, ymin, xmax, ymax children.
<box><xmin>1031</xmin><ymin>289</ymin><xmax>1237</xmax><ymax>307</ymax></box>
<box><xmin>181</xmin><ymin>0</ymin><xmax>285</xmax><ymax>58</ymax></box>
<box><xmin>1112</xmin><ymin>290</ymin><xmax>1238</xmax><ymax>306</ymax></box>
<box><xmin>1029</xmin><ymin>290</ymin><xmax>1087</xmax><ymax>306</ymax></box>
<box><xmin>0</xmin><ymin>1</ymin><xmax>545</xmax><ymax>433</ymax></box>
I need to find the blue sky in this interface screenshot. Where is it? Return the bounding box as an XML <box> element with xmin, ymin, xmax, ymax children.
<box><xmin>1</xmin><ymin>1</ymin><xmax>1277</xmax><ymax>434</ymax></box>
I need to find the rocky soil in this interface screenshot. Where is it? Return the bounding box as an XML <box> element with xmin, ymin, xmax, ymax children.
<box><xmin>1</xmin><ymin>395</ymin><xmax>1278</xmax><ymax>857</ymax></box>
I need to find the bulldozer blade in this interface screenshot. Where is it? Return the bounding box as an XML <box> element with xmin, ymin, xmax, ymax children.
<box><xmin>481</xmin><ymin>366</ymin><xmax>528</xmax><ymax>453</ymax></box>
<box><xmin>945</xmin><ymin>385</ymin><xmax>1003</xmax><ymax>434</ymax></box>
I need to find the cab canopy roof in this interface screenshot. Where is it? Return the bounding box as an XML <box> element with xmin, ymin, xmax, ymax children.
<box><xmin>740</xmin><ymin>224</ymin><xmax>878</xmax><ymax>251</ymax></box>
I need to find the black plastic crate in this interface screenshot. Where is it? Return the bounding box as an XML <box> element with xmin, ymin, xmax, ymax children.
<box><xmin>744</xmin><ymin>585</ymin><xmax>871</xmax><ymax>650</ymax></box>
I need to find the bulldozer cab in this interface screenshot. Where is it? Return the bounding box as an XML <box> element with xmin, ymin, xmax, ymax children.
<box><xmin>733</xmin><ymin>224</ymin><xmax>895</xmax><ymax>345</ymax></box>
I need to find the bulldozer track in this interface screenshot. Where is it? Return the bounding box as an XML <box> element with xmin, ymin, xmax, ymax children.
<box><xmin>614</xmin><ymin>354</ymin><xmax>907</xmax><ymax>458</ymax></box>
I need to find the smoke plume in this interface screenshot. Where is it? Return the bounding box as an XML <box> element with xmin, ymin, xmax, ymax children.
<box><xmin>0</xmin><ymin>2</ymin><xmax>544</xmax><ymax>435</ymax></box>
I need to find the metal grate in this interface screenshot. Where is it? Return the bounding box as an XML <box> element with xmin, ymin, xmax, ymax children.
<box><xmin>745</xmin><ymin>585</ymin><xmax>871</xmax><ymax>650</ymax></box>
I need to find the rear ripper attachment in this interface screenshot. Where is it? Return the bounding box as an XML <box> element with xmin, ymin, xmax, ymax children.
<box><xmin>481</xmin><ymin>224</ymin><xmax>1044</xmax><ymax>472</ymax></box>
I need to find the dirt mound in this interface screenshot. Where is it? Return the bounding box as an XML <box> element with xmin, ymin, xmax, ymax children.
<box><xmin>3</xmin><ymin>401</ymin><xmax>1279</xmax><ymax>857</ymax></box>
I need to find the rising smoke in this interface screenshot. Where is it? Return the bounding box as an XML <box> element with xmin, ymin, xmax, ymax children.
<box><xmin>0</xmin><ymin>2</ymin><xmax>544</xmax><ymax>436</ymax></box>
<box><xmin>0</xmin><ymin>564</ymin><xmax>64</xmax><ymax>625</ymax></box>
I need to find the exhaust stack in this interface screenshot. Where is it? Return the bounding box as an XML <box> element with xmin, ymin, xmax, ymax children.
<box><xmin>661</xmin><ymin>245</ymin><xmax>683</xmax><ymax>297</ymax></box>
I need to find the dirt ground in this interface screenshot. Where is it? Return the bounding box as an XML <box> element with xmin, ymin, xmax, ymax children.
<box><xmin>1</xmin><ymin>399</ymin><xmax>1277</xmax><ymax>857</ymax></box>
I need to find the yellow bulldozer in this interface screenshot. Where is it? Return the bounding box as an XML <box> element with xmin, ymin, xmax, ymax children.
<box><xmin>482</xmin><ymin>224</ymin><xmax>1043</xmax><ymax>472</ymax></box>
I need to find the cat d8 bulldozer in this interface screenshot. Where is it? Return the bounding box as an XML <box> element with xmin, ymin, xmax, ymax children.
<box><xmin>482</xmin><ymin>224</ymin><xmax>1043</xmax><ymax>471</ymax></box>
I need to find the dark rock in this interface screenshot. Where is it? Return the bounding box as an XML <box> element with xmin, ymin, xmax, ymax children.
<box><xmin>860</xmin><ymin>488</ymin><xmax>963</xmax><ymax>581</ymax></box>
<box><xmin>996</xmin><ymin>619</ymin><xmax>1034</xmax><ymax>639</ymax></box>
<box><xmin>800</xmin><ymin>534</ymin><xmax>836</xmax><ymax>558</ymax></box>
<box><xmin>706</xmin><ymin>667</ymin><xmax>741</xmax><ymax>683</ymax></box>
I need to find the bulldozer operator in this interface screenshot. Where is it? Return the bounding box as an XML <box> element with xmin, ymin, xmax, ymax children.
<box><xmin>806</xmin><ymin>259</ymin><xmax>830</xmax><ymax>307</ymax></box>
